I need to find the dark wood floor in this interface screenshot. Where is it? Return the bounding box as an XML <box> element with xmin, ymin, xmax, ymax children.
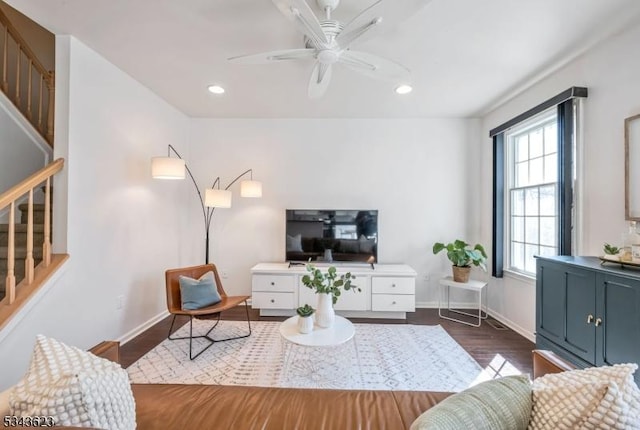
<box><xmin>121</xmin><ymin>307</ymin><xmax>535</xmax><ymax>377</ymax></box>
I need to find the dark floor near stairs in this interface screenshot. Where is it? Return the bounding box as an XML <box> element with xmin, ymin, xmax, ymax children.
<box><xmin>120</xmin><ymin>308</ymin><xmax>535</xmax><ymax>377</ymax></box>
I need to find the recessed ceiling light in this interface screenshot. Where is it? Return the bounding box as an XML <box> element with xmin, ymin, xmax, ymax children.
<box><xmin>395</xmin><ymin>85</ymin><xmax>413</xmax><ymax>95</ymax></box>
<box><xmin>207</xmin><ymin>85</ymin><xmax>225</xmax><ymax>95</ymax></box>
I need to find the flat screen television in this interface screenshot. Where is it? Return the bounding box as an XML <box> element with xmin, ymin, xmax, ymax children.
<box><xmin>286</xmin><ymin>209</ymin><xmax>378</xmax><ymax>265</ymax></box>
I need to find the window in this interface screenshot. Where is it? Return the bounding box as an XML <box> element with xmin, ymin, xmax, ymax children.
<box><xmin>490</xmin><ymin>87</ymin><xmax>587</xmax><ymax>278</ymax></box>
<box><xmin>505</xmin><ymin>110</ymin><xmax>558</xmax><ymax>275</ymax></box>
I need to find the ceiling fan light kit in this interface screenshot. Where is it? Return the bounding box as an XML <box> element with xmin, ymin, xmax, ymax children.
<box><xmin>229</xmin><ymin>0</ymin><xmax>429</xmax><ymax>98</ymax></box>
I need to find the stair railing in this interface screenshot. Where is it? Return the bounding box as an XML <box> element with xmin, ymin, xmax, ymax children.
<box><xmin>0</xmin><ymin>9</ymin><xmax>54</xmax><ymax>146</ymax></box>
<box><xmin>0</xmin><ymin>158</ymin><xmax>63</xmax><ymax>304</ymax></box>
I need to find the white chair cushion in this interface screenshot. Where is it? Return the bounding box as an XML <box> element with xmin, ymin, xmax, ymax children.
<box><xmin>10</xmin><ymin>335</ymin><xmax>136</xmax><ymax>429</ymax></box>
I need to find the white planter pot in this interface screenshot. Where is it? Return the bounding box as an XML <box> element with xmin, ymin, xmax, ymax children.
<box><xmin>297</xmin><ymin>315</ymin><xmax>314</xmax><ymax>334</ymax></box>
<box><xmin>315</xmin><ymin>293</ymin><xmax>335</xmax><ymax>328</ymax></box>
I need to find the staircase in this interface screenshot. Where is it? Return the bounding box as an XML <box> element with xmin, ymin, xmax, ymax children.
<box><xmin>0</xmin><ymin>202</ymin><xmax>49</xmax><ymax>300</ymax></box>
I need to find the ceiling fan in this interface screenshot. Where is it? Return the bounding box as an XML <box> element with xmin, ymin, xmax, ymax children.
<box><xmin>228</xmin><ymin>0</ymin><xmax>430</xmax><ymax>98</ymax></box>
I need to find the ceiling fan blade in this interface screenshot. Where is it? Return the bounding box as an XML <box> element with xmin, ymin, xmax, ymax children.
<box><xmin>308</xmin><ymin>61</ymin><xmax>333</xmax><ymax>99</ymax></box>
<box><xmin>339</xmin><ymin>50</ymin><xmax>410</xmax><ymax>80</ymax></box>
<box><xmin>228</xmin><ymin>48</ymin><xmax>316</xmax><ymax>64</ymax></box>
<box><xmin>337</xmin><ymin>0</ymin><xmax>432</xmax><ymax>48</ymax></box>
<box><xmin>272</xmin><ymin>0</ymin><xmax>328</xmax><ymax>47</ymax></box>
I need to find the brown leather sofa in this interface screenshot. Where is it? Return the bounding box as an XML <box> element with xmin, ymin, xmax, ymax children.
<box><xmin>89</xmin><ymin>342</ymin><xmax>574</xmax><ymax>430</ymax></box>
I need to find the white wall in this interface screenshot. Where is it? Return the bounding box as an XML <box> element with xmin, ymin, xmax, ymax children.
<box><xmin>0</xmin><ymin>90</ymin><xmax>49</xmax><ymax>195</ymax></box>
<box><xmin>0</xmin><ymin>36</ymin><xmax>190</xmax><ymax>389</ymax></box>
<box><xmin>479</xmin><ymin>21</ymin><xmax>640</xmax><ymax>340</ymax></box>
<box><xmin>187</xmin><ymin>118</ymin><xmax>480</xmax><ymax>305</ymax></box>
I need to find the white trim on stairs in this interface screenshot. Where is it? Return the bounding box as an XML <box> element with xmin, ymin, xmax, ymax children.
<box><xmin>0</xmin><ymin>257</ymin><xmax>70</xmax><ymax>343</ymax></box>
<box><xmin>0</xmin><ymin>88</ymin><xmax>52</xmax><ymax>161</ymax></box>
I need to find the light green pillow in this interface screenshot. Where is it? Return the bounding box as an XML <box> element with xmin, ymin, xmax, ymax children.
<box><xmin>410</xmin><ymin>375</ymin><xmax>532</xmax><ymax>430</ymax></box>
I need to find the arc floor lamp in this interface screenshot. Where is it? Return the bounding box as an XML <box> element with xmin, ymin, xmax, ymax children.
<box><xmin>151</xmin><ymin>144</ymin><xmax>262</xmax><ymax>263</ymax></box>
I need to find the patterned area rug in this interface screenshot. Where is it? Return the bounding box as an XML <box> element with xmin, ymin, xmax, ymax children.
<box><xmin>127</xmin><ymin>320</ymin><xmax>484</xmax><ymax>392</ymax></box>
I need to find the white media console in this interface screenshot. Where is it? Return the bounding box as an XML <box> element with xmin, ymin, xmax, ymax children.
<box><xmin>251</xmin><ymin>263</ymin><xmax>417</xmax><ymax>319</ymax></box>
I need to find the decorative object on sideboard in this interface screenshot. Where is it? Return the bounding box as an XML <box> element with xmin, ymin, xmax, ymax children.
<box><xmin>433</xmin><ymin>240</ymin><xmax>487</xmax><ymax>283</ymax></box>
<box><xmin>301</xmin><ymin>264</ymin><xmax>360</xmax><ymax>328</ymax></box>
<box><xmin>602</xmin><ymin>243</ymin><xmax>621</xmax><ymax>261</ymax></box>
<box><xmin>621</xmin><ymin>220</ymin><xmax>640</xmax><ymax>263</ymax></box>
<box><xmin>625</xmin><ymin>113</ymin><xmax>640</xmax><ymax>220</ymax></box>
<box><xmin>151</xmin><ymin>144</ymin><xmax>262</xmax><ymax>263</ymax></box>
<box><xmin>296</xmin><ymin>304</ymin><xmax>315</xmax><ymax>334</ymax></box>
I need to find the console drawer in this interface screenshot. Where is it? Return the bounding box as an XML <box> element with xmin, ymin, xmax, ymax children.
<box><xmin>252</xmin><ymin>292</ymin><xmax>295</xmax><ymax>309</ymax></box>
<box><xmin>252</xmin><ymin>274</ymin><xmax>295</xmax><ymax>292</ymax></box>
<box><xmin>371</xmin><ymin>294</ymin><xmax>415</xmax><ymax>312</ymax></box>
<box><xmin>371</xmin><ymin>277</ymin><xmax>415</xmax><ymax>295</ymax></box>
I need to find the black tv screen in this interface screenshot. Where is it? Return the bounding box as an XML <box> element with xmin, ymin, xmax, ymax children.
<box><xmin>286</xmin><ymin>209</ymin><xmax>378</xmax><ymax>264</ymax></box>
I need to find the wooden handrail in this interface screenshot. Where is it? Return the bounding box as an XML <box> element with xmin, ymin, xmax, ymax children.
<box><xmin>0</xmin><ymin>158</ymin><xmax>63</xmax><ymax>209</ymax></box>
<box><xmin>0</xmin><ymin>9</ymin><xmax>50</xmax><ymax>80</ymax></box>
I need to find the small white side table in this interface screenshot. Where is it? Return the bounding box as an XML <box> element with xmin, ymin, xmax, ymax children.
<box><xmin>438</xmin><ymin>276</ymin><xmax>488</xmax><ymax>327</ymax></box>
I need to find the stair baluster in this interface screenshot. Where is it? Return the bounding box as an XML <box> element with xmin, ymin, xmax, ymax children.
<box><xmin>2</xmin><ymin>25</ymin><xmax>7</xmax><ymax>92</ymax></box>
<box><xmin>24</xmin><ymin>189</ymin><xmax>34</xmax><ymax>284</ymax></box>
<box><xmin>43</xmin><ymin>177</ymin><xmax>51</xmax><ymax>266</ymax></box>
<box><xmin>0</xmin><ymin>9</ymin><xmax>54</xmax><ymax>146</ymax></box>
<box><xmin>6</xmin><ymin>202</ymin><xmax>15</xmax><ymax>304</ymax></box>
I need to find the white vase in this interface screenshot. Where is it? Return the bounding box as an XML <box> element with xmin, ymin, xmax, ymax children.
<box><xmin>315</xmin><ymin>293</ymin><xmax>335</xmax><ymax>328</ymax></box>
<box><xmin>297</xmin><ymin>315</ymin><xmax>314</xmax><ymax>334</ymax></box>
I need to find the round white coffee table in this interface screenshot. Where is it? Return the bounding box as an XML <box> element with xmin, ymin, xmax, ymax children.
<box><xmin>279</xmin><ymin>315</ymin><xmax>359</xmax><ymax>387</ymax></box>
<box><xmin>279</xmin><ymin>315</ymin><xmax>355</xmax><ymax>346</ymax></box>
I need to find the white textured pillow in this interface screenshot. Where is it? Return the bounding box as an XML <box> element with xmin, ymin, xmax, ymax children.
<box><xmin>10</xmin><ymin>335</ymin><xmax>136</xmax><ymax>429</ymax></box>
<box><xmin>529</xmin><ymin>363</ymin><xmax>640</xmax><ymax>430</ymax></box>
<box><xmin>0</xmin><ymin>386</ymin><xmax>13</xmax><ymax>417</ymax></box>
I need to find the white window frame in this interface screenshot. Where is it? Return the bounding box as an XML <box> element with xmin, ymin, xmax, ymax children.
<box><xmin>504</xmin><ymin>107</ymin><xmax>559</xmax><ymax>277</ymax></box>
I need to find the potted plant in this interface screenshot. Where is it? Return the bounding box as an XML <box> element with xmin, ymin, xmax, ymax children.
<box><xmin>433</xmin><ymin>240</ymin><xmax>488</xmax><ymax>283</ymax></box>
<box><xmin>301</xmin><ymin>264</ymin><xmax>360</xmax><ymax>328</ymax></box>
<box><xmin>296</xmin><ymin>304</ymin><xmax>315</xmax><ymax>334</ymax></box>
<box><xmin>603</xmin><ymin>243</ymin><xmax>621</xmax><ymax>261</ymax></box>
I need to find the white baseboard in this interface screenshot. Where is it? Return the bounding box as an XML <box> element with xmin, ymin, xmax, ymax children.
<box><xmin>416</xmin><ymin>301</ymin><xmax>487</xmax><ymax>310</ymax></box>
<box><xmin>415</xmin><ymin>301</ymin><xmax>535</xmax><ymax>342</ymax></box>
<box><xmin>485</xmin><ymin>309</ymin><xmax>535</xmax><ymax>343</ymax></box>
<box><xmin>117</xmin><ymin>310</ymin><xmax>169</xmax><ymax>345</ymax></box>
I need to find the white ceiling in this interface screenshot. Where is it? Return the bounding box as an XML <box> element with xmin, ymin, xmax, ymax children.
<box><xmin>6</xmin><ymin>0</ymin><xmax>640</xmax><ymax>118</ymax></box>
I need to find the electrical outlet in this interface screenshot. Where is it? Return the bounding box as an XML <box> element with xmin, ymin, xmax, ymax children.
<box><xmin>116</xmin><ymin>295</ymin><xmax>124</xmax><ymax>310</ymax></box>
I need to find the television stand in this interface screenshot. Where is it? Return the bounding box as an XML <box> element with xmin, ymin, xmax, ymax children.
<box><xmin>251</xmin><ymin>263</ymin><xmax>416</xmax><ymax>319</ymax></box>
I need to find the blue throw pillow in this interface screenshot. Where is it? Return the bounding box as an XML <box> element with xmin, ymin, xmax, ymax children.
<box><xmin>179</xmin><ymin>271</ymin><xmax>222</xmax><ymax>310</ymax></box>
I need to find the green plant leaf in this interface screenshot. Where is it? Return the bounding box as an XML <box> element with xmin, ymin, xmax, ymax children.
<box><xmin>433</xmin><ymin>242</ymin><xmax>445</xmax><ymax>254</ymax></box>
<box><xmin>454</xmin><ymin>239</ymin><xmax>469</xmax><ymax>249</ymax></box>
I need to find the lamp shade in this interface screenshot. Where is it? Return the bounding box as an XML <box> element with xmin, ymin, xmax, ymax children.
<box><xmin>240</xmin><ymin>180</ymin><xmax>263</xmax><ymax>198</ymax></box>
<box><xmin>205</xmin><ymin>189</ymin><xmax>232</xmax><ymax>208</ymax></box>
<box><xmin>151</xmin><ymin>157</ymin><xmax>185</xmax><ymax>179</ymax></box>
